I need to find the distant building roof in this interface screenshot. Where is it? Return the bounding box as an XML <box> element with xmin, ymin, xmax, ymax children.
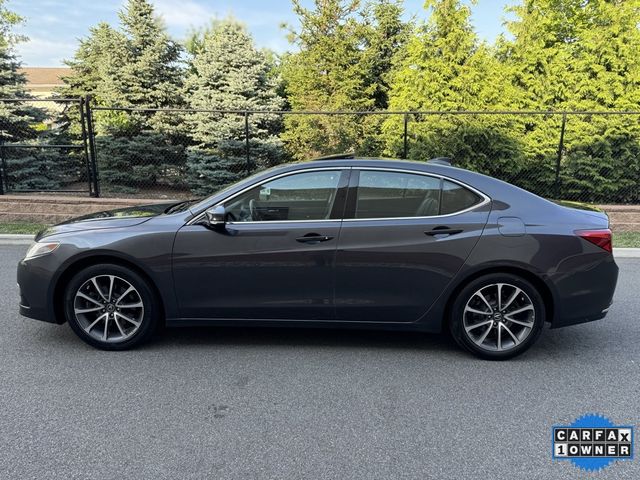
<box><xmin>18</xmin><ymin>67</ymin><xmax>71</xmax><ymax>92</ymax></box>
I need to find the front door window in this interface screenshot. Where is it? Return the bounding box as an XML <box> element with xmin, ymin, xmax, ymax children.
<box><xmin>225</xmin><ymin>170</ymin><xmax>342</xmax><ymax>222</ymax></box>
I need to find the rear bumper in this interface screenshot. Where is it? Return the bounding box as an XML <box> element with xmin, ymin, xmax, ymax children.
<box><xmin>549</xmin><ymin>254</ymin><xmax>618</xmax><ymax>328</ymax></box>
<box><xmin>549</xmin><ymin>305</ymin><xmax>611</xmax><ymax>328</ymax></box>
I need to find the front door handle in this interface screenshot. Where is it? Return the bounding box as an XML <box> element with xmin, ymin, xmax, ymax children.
<box><xmin>296</xmin><ymin>233</ymin><xmax>334</xmax><ymax>244</ymax></box>
<box><xmin>425</xmin><ymin>226</ymin><xmax>463</xmax><ymax>236</ymax></box>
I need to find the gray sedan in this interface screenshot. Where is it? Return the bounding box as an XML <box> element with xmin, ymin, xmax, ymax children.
<box><xmin>17</xmin><ymin>157</ymin><xmax>618</xmax><ymax>359</ymax></box>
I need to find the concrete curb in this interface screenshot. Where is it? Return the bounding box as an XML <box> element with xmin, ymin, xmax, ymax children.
<box><xmin>0</xmin><ymin>234</ymin><xmax>35</xmax><ymax>245</ymax></box>
<box><xmin>613</xmin><ymin>248</ymin><xmax>640</xmax><ymax>258</ymax></box>
<box><xmin>0</xmin><ymin>234</ymin><xmax>639</xmax><ymax>257</ymax></box>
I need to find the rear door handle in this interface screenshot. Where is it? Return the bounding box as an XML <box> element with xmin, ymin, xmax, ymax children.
<box><xmin>425</xmin><ymin>227</ymin><xmax>463</xmax><ymax>236</ymax></box>
<box><xmin>296</xmin><ymin>234</ymin><xmax>334</xmax><ymax>244</ymax></box>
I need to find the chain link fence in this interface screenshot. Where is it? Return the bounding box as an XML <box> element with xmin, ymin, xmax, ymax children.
<box><xmin>1</xmin><ymin>99</ymin><xmax>639</xmax><ymax>204</ymax></box>
<box><xmin>0</xmin><ymin>98</ymin><xmax>99</xmax><ymax>195</ymax></box>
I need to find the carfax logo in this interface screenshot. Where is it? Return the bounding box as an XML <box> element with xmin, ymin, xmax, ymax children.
<box><xmin>552</xmin><ymin>413</ymin><xmax>634</xmax><ymax>472</ymax></box>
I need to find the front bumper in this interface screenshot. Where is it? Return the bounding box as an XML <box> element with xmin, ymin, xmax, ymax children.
<box><xmin>17</xmin><ymin>258</ymin><xmax>61</xmax><ymax>324</ymax></box>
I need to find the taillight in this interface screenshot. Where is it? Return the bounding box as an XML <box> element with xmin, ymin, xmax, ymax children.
<box><xmin>575</xmin><ymin>229</ymin><xmax>612</xmax><ymax>253</ymax></box>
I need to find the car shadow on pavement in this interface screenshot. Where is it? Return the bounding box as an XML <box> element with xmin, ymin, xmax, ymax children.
<box><xmin>20</xmin><ymin>317</ymin><xmax>616</xmax><ymax>362</ymax></box>
<box><xmin>149</xmin><ymin>323</ymin><xmax>626</xmax><ymax>363</ymax></box>
<box><xmin>153</xmin><ymin>325</ymin><xmax>458</xmax><ymax>353</ymax></box>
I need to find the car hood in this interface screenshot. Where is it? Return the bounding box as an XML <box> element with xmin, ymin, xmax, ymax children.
<box><xmin>35</xmin><ymin>202</ymin><xmax>176</xmax><ymax>240</ymax></box>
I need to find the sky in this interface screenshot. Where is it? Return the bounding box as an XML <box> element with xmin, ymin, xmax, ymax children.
<box><xmin>11</xmin><ymin>0</ymin><xmax>514</xmax><ymax>67</ymax></box>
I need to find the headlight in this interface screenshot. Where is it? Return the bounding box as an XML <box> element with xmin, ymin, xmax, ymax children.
<box><xmin>24</xmin><ymin>242</ymin><xmax>60</xmax><ymax>260</ymax></box>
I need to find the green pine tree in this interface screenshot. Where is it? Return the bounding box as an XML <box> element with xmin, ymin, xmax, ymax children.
<box><xmin>55</xmin><ymin>23</ymin><xmax>125</xmax><ymax>191</ymax></box>
<box><xmin>99</xmin><ymin>0</ymin><xmax>185</xmax><ymax>193</ymax></box>
<box><xmin>60</xmin><ymin>0</ymin><xmax>186</xmax><ymax>194</ymax></box>
<box><xmin>108</xmin><ymin>0</ymin><xmax>183</xmax><ymax>110</ymax></box>
<box><xmin>383</xmin><ymin>0</ymin><xmax>522</xmax><ymax>186</ymax></box>
<box><xmin>501</xmin><ymin>0</ymin><xmax>640</xmax><ymax>202</ymax></box>
<box><xmin>184</xmin><ymin>19</ymin><xmax>285</xmax><ymax>195</ymax></box>
<box><xmin>59</xmin><ymin>23</ymin><xmax>126</xmax><ymax>101</ymax></box>
<box><xmin>360</xmin><ymin>0</ymin><xmax>410</xmax><ymax>111</ymax></box>
<box><xmin>184</xmin><ymin>19</ymin><xmax>222</xmax><ymax>57</ymax></box>
<box><xmin>281</xmin><ymin>0</ymin><xmax>376</xmax><ymax>160</ymax></box>
<box><xmin>0</xmin><ymin>0</ymin><xmax>61</xmax><ymax>191</ymax></box>
<box><xmin>562</xmin><ymin>1</ymin><xmax>640</xmax><ymax>203</ymax></box>
<box><xmin>499</xmin><ymin>0</ymin><xmax>586</xmax><ymax>110</ymax></box>
<box><xmin>357</xmin><ymin>0</ymin><xmax>411</xmax><ymax>154</ymax></box>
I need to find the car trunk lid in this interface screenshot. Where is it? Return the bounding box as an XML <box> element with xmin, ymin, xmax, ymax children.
<box><xmin>550</xmin><ymin>200</ymin><xmax>609</xmax><ymax>228</ymax></box>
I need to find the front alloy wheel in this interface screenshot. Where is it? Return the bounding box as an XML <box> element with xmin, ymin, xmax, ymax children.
<box><xmin>73</xmin><ymin>275</ymin><xmax>144</xmax><ymax>343</ymax></box>
<box><xmin>64</xmin><ymin>264</ymin><xmax>158</xmax><ymax>350</ymax></box>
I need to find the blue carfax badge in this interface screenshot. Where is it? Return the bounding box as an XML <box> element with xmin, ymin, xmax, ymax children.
<box><xmin>552</xmin><ymin>413</ymin><xmax>634</xmax><ymax>472</ymax></box>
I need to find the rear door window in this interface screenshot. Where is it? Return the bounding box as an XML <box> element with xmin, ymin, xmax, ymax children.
<box><xmin>354</xmin><ymin>170</ymin><xmax>483</xmax><ymax>219</ymax></box>
<box><xmin>355</xmin><ymin>171</ymin><xmax>441</xmax><ymax>218</ymax></box>
<box><xmin>441</xmin><ymin>180</ymin><xmax>482</xmax><ymax>215</ymax></box>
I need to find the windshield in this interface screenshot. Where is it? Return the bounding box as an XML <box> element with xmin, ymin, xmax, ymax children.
<box><xmin>164</xmin><ymin>199</ymin><xmax>201</xmax><ymax>214</ymax></box>
<box><xmin>186</xmin><ymin>165</ymin><xmax>286</xmax><ymax>213</ymax></box>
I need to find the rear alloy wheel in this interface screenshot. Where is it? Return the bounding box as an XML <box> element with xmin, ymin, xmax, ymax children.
<box><xmin>64</xmin><ymin>264</ymin><xmax>158</xmax><ymax>350</ymax></box>
<box><xmin>450</xmin><ymin>273</ymin><xmax>545</xmax><ymax>360</ymax></box>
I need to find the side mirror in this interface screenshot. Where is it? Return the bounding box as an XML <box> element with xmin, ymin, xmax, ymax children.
<box><xmin>203</xmin><ymin>205</ymin><xmax>227</xmax><ymax>231</ymax></box>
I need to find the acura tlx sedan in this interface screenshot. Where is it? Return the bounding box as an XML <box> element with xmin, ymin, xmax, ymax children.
<box><xmin>17</xmin><ymin>156</ymin><xmax>619</xmax><ymax>359</ymax></box>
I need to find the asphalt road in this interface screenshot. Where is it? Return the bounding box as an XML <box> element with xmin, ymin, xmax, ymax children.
<box><xmin>0</xmin><ymin>244</ymin><xmax>638</xmax><ymax>480</ymax></box>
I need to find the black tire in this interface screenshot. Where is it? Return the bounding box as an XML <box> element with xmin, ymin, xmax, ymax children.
<box><xmin>63</xmin><ymin>263</ymin><xmax>160</xmax><ymax>350</ymax></box>
<box><xmin>449</xmin><ymin>273</ymin><xmax>545</xmax><ymax>360</ymax></box>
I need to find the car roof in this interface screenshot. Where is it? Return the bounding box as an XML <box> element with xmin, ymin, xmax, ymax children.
<box><xmin>286</xmin><ymin>157</ymin><xmax>447</xmax><ymax>171</ymax></box>
<box><xmin>282</xmin><ymin>157</ymin><xmax>480</xmax><ymax>183</ymax></box>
